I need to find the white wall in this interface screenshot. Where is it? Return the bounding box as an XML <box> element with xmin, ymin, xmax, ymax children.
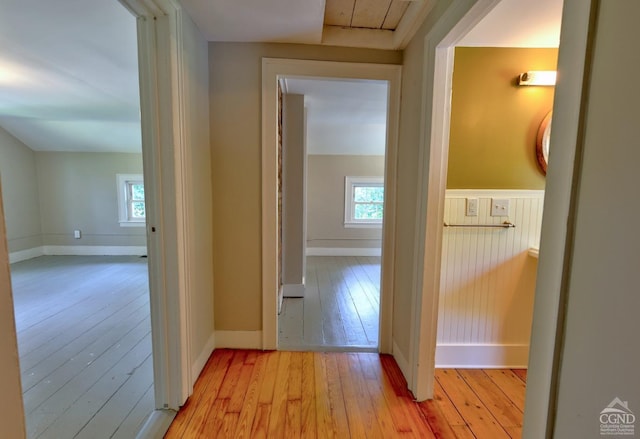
<box><xmin>306</xmin><ymin>154</ymin><xmax>384</xmax><ymax>253</ymax></box>
<box><xmin>180</xmin><ymin>9</ymin><xmax>215</xmax><ymax>382</ymax></box>
<box><xmin>393</xmin><ymin>0</ymin><xmax>455</xmax><ymax>365</ymax></box>
<box><xmin>307</xmin><ymin>121</ymin><xmax>386</xmax><ymax>156</ymax></box>
<box><xmin>0</xmin><ymin>127</ymin><xmax>43</xmax><ymax>254</ymax></box>
<box><xmin>549</xmin><ymin>1</ymin><xmax>640</xmax><ymax>437</ymax></box>
<box><xmin>437</xmin><ymin>190</ymin><xmax>543</xmax><ymax>367</ymax></box>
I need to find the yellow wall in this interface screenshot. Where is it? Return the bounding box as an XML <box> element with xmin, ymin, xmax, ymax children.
<box><xmin>209</xmin><ymin>42</ymin><xmax>402</xmax><ymax>331</ymax></box>
<box><xmin>447</xmin><ymin>47</ymin><xmax>558</xmax><ymax>189</ymax></box>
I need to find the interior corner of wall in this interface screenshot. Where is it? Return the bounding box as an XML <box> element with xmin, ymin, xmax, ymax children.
<box><xmin>392</xmin><ymin>338</ymin><xmax>411</xmax><ymax>384</ymax></box>
<box><xmin>191</xmin><ymin>331</ymin><xmax>216</xmax><ymax>385</ymax></box>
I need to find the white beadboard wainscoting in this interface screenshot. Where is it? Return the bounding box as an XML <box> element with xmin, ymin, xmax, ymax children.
<box><xmin>436</xmin><ymin>190</ymin><xmax>544</xmax><ymax>368</ymax></box>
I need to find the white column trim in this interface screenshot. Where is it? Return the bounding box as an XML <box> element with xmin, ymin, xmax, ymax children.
<box><xmin>119</xmin><ymin>0</ymin><xmax>193</xmax><ymax>411</ymax></box>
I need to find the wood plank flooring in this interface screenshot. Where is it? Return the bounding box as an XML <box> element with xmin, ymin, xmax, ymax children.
<box><xmin>166</xmin><ymin>349</ymin><xmax>527</xmax><ymax>438</ymax></box>
<box><xmin>279</xmin><ymin>256</ymin><xmax>380</xmax><ymax>351</ymax></box>
<box><xmin>10</xmin><ymin>255</ymin><xmax>154</xmax><ymax>439</ymax></box>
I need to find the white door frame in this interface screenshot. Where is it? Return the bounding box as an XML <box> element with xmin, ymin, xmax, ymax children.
<box><xmin>120</xmin><ymin>0</ymin><xmax>193</xmax><ymax>410</ymax></box>
<box><xmin>261</xmin><ymin>58</ymin><xmax>402</xmax><ymax>352</ymax></box>
<box><xmin>411</xmin><ymin>2</ymin><xmax>594</xmax><ymax>438</ymax></box>
<box><xmin>408</xmin><ymin>0</ymin><xmax>502</xmax><ymax>402</ymax></box>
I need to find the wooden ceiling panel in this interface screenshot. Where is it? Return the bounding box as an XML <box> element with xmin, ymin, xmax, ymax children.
<box><xmin>324</xmin><ymin>0</ymin><xmax>356</xmax><ymax>27</ymax></box>
<box><xmin>382</xmin><ymin>1</ymin><xmax>410</xmax><ymax>30</ymax></box>
<box><xmin>323</xmin><ymin>0</ymin><xmax>414</xmax><ymax>37</ymax></box>
<box><xmin>351</xmin><ymin>0</ymin><xmax>392</xmax><ymax>29</ymax></box>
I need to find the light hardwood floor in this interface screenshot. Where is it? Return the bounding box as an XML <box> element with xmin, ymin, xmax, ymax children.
<box><xmin>279</xmin><ymin>256</ymin><xmax>380</xmax><ymax>351</ymax></box>
<box><xmin>166</xmin><ymin>349</ymin><xmax>527</xmax><ymax>438</ymax></box>
<box><xmin>11</xmin><ymin>255</ymin><xmax>154</xmax><ymax>439</ymax></box>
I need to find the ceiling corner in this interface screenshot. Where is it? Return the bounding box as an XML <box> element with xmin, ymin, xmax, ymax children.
<box><xmin>392</xmin><ymin>0</ymin><xmax>437</xmax><ymax>49</ymax></box>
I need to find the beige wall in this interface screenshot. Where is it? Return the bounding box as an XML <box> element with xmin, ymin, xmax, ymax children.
<box><xmin>0</xmin><ymin>127</ymin><xmax>43</xmax><ymax>253</ymax></box>
<box><xmin>35</xmin><ymin>152</ymin><xmax>145</xmax><ymax>247</ymax></box>
<box><xmin>209</xmin><ymin>42</ymin><xmax>401</xmax><ymax>331</ymax></box>
<box><xmin>448</xmin><ymin>47</ymin><xmax>556</xmax><ymax>189</ymax></box>
<box><xmin>0</xmin><ymin>181</ymin><xmax>26</xmax><ymax>438</ymax></box>
<box><xmin>181</xmin><ymin>10</ymin><xmax>215</xmax><ymax>368</ymax></box>
<box><xmin>307</xmin><ymin>155</ymin><xmax>384</xmax><ymax>249</ymax></box>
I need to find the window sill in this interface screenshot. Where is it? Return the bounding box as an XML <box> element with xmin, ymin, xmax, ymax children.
<box><xmin>119</xmin><ymin>221</ymin><xmax>146</xmax><ymax>228</ymax></box>
<box><xmin>344</xmin><ymin>223</ymin><xmax>383</xmax><ymax>229</ymax></box>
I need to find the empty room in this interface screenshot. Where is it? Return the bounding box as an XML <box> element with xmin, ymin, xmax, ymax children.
<box><xmin>0</xmin><ymin>0</ymin><xmax>155</xmax><ymax>437</ymax></box>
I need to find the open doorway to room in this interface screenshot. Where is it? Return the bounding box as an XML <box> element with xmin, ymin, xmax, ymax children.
<box><xmin>0</xmin><ymin>1</ymin><xmax>155</xmax><ymax>437</ymax></box>
<box><xmin>435</xmin><ymin>43</ymin><xmax>556</xmax><ymax>363</ymax></box>
<box><xmin>261</xmin><ymin>59</ymin><xmax>401</xmax><ymax>353</ymax></box>
<box><xmin>277</xmin><ymin>77</ymin><xmax>388</xmax><ymax>352</ymax></box>
<box><xmin>409</xmin><ymin>0</ymin><xmax>563</xmax><ymax>425</ymax></box>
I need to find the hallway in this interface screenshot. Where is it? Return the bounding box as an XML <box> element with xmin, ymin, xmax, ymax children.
<box><xmin>166</xmin><ymin>349</ymin><xmax>526</xmax><ymax>438</ymax></box>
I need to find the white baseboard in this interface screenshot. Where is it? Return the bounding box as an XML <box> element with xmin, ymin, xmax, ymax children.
<box><xmin>9</xmin><ymin>246</ymin><xmax>45</xmax><ymax>263</ymax></box>
<box><xmin>283</xmin><ymin>283</ymin><xmax>305</xmax><ymax>298</ymax></box>
<box><xmin>392</xmin><ymin>339</ymin><xmax>411</xmax><ymax>383</ymax></box>
<box><xmin>306</xmin><ymin>247</ymin><xmax>381</xmax><ymax>257</ymax></box>
<box><xmin>191</xmin><ymin>332</ymin><xmax>216</xmax><ymax>386</ymax></box>
<box><xmin>435</xmin><ymin>343</ymin><xmax>529</xmax><ymax>368</ymax></box>
<box><xmin>135</xmin><ymin>409</ymin><xmax>176</xmax><ymax>439</ymax></box>
<box><xmin>215</xmin><ymin>331</ymin><xmax>263</xmax><ymax>349</ymax></box>
<box><xmin>43</xmin><ymin>245</ymin><xmax>147</xmax><ymax>256</ymax></box>
<box><xmin>10</xmin><ymin>245</ymin><xmax>148</xmax><ymax>263</ymax></box>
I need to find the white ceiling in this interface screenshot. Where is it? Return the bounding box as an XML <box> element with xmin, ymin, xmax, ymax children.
<box><xmin>0</xmin><ymin>0</ymin><xmax>141</xmax><ymax>153</ymax></box>
<box><xmin>0</xmin><ymin>0</ymin><xmax>563</xmax><ymax>154</ymax></box>
<box><xmin>284</xmin><ymin>78</ymin><xmax>388</xmax><ymax>155</ymax></box>
<box><xmin>458</xmin><ymin>0</ymin><xmax>563</xmax><ymax>47</ymax></box>
<box><xmin>180</xmin><ymin>0</ymin><xmax>326</xmax><ymax>44</ymax></box>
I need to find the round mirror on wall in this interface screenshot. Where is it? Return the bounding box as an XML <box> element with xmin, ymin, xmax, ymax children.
<box><xmin>536</xmin><ymin>111</ymin><xmax>552</xmax><ymax>175</ymax></box>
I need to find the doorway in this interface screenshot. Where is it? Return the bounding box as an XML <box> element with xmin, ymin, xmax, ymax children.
<box><xmin>0</xmin><ymin>0</ymin><xmax>203</xmax><ymax>435</ymax></box>
<box><xmin>261</xmin><ymin>59</ymin><xmax>402</xmax><ymax>353</ymax></box>
<box><xmin>435</xmin><ymin>43</ymin><xmax>557</xmax><ymax>365</ymax></box>
<box><xmin>409</xmin><ymin>0</ymin><xmax>564</xmax><ymax>402</ymax></box>
<box><xmin>0</xmin><ymin>1</ymin><xmax>155</xmax><ymax>437</ymax></box>
<box><xmin>277</xmin><ymin>77</ymin><xmax>388</xmax><ymax>351</ymax></box>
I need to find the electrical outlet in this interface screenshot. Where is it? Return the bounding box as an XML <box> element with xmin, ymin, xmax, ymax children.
<box><xmin>74</xmin><ymin>230</ymin><xmax>81</xmax><ymax>239</ymax></box>
<box><xmin>491</xmin><ymin>199</ymin><xmax>510</xmax><ymax>217</ymax></box>
<box><xmin>466</xmin><ymin>198</ymin><xmax>478</xmax><ymax>216</ymax></box>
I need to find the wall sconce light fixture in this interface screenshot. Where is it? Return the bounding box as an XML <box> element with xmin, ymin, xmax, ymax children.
<box><xmin>517</xmin><ymin>70</ymin><xmax>557</xmax><ymax>86</ymax></box>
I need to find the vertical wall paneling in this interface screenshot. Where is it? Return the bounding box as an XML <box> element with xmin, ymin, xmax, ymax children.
<box><xmin>436</xmin><ymin>190</ymin><xmax>544</xmax><ymax>367</ymax></box>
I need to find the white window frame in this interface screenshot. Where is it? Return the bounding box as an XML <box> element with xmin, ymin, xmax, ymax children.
<box><xmin>344</xmin><ymin>176</ymin><xmax>384</xmax><ymax>228</ymax></box>
<box><xmin>117</xmin><ymin>174</ymin><xmax>145</xmax><ymax>227</ymax></box>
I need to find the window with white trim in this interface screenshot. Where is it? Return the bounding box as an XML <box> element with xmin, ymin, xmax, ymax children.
<box><xmin>117</xmin><ymin>174</ymin><xmax>145</xmax><ymax>227</ymax></box>
<box><xmin>344</xmin><ymin>176</ymin><xmax>384</xmax><ymax>228</ymax></box>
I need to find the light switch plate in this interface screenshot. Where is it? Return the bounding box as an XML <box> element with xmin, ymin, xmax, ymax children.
<box><xmin>466</xmin><ymin>198</ymin><xmax>478</xmax><ymax>216</ymax></box>
<box><xmin>491</xmin><ymin>198</ymin><xmax>510</xmax><ymax>217</ymax></box>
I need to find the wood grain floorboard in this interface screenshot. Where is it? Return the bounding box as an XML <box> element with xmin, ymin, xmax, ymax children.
<box><xmin>167</xmin><ymin>349</ymin><xmax>527</xmax><ymax>439</ymax></box>
<box><xmin>11</xmin><ymin>255</ymin><xmax>154</xmax><ymax>439</ymax></box>
<box><xmin>279</xmin><ymin>256</ymin><xmax>380</xmax><ymax>351</ymax></box>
